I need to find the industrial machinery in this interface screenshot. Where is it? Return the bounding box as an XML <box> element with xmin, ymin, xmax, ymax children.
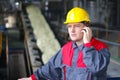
<box><xmin>0</xmin><ymin>0</ymin><xmax>61</xmax><ymax>79</ymax></box>
<box><xmin>0</xmin><ymin>0</ymin><xmax>44</xmax><ymax>79</ymax></box>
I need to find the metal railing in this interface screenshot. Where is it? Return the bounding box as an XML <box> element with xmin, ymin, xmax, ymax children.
<box><xmin>91</xmin><ymin>27</ymin><xmax>120</xmax><ymax>58</ymax></box>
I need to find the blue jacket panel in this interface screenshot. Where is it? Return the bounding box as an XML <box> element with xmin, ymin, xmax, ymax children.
<box><xmin>33</xmin><ymin>38</ymin><xmax>110</xmax><ymax>80</ymax></box>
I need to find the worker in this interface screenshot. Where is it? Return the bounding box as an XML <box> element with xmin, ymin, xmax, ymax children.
<box><xmin>18</xmin><ymin>7</ymin><xmax>110</xmax><ymax>80</ymax></box>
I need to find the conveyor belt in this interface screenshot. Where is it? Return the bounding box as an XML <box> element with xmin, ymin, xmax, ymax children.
<box><xmin>21</xmin><ymin>11</ymin><xmax>43</xmax><ymax>72</ymax></box>
<box><xmin>26</xmin><ymin>5</ymin><xmax>61</xmax><ymax>64</ymax></box>
<box><xmin>0</xmin><ymin>4</ymin><xmax>60</xmax><ymax>80</ymax></box>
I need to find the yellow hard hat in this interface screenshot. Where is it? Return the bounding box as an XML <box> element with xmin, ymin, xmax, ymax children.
<box><xmin>64</xmin><ymin>7</ymin><xmax>90</xmax><ymax>24</ymax></box>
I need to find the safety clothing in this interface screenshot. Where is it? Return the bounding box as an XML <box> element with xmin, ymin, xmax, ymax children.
<box><xmin>64</xmin><ymin>7</ymin><xmax>90</xmax><ymax>24</ymax></box>
<box><xmin>31</xmin><ymin>37</ymin><xmax>110</xmax><ymax>80</ymax></box>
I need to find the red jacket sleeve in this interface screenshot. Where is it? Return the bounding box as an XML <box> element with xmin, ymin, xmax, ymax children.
<box><xmin>31</xmin><ymin>74</ymin><xmax>36</xmax><ymax>80</ymax></box>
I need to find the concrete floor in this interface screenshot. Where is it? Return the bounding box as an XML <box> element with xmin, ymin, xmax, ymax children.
<box><xmin>107</xmin><ymin>59</ymin><xmax>120</xmax><ymax>78</ymax></box>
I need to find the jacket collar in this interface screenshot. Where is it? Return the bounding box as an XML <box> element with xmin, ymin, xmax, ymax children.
<box><xmin>73</xmin><ymin>41</ymin><xmax>84</xmax><ymax>50</ymax></box>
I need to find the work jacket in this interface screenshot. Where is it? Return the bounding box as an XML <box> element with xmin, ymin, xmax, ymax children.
<box><xmin>31</xmin><ymin>37</ymin><xmax>110</xmax><ymax>80</ymax></box>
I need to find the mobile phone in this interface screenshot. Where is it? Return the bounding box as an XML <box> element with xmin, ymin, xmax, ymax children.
<box><xmin>82</xmin><ymin>29</ymin><xmax>87</xmax><ymax>32</ymax></box>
